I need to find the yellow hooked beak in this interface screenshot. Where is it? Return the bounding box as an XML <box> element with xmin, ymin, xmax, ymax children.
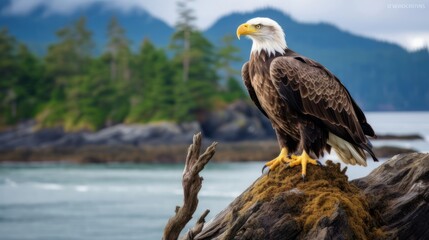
<box><xmin>236</xmin><ymin>23</ymin><xmax>257</xmax><ymax>39</ymax></box>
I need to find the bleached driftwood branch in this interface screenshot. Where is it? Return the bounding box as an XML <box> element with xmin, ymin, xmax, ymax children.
<box><xmin>163</xmin><ymin>132</ymin><xmax>217</xmax><ymax>240</ymax></box>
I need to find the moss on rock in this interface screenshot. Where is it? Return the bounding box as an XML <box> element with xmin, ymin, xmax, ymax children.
<box><xmin>196</xmin><ymin>160</ymin><xmax>384</xmax><ymax>240</ymax></box>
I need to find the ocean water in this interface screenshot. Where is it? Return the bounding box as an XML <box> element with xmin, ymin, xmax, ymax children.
<box><xmin>1</xmin><ymin>112</ymin><xmax>429</xmax><ymax>240</ymax></box>
<box><xmin>0</xmin><ymin>163</ymin><xmax>261</xmax><ymax>240</ymax></box>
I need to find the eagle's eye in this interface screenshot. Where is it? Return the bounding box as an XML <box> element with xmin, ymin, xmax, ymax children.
<box><xmin>255</xmin><ymin>24</ymin><xmax>262</xmax><ymax>29</ymax></box>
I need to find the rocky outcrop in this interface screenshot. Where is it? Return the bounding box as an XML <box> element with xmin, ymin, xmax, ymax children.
<box><xmin>376</xmin><ymin>134</ymin><xmax>424</xmax><ymax>140</ymax></box>
<box><xmin>194</xmin><ymin>161</ymin><xmax>380</xmax><ymax>240</ymax></box>
<box><xmin>200</xmin><ymin>100</ymin><xmax>275</xmax><ymax>141</ymax></box>
<box><xmin>372</xmin><ymin>145</ymin><xmax>417</xmax><ymax>158</ymax></box>
<box><xmin>0</xmin><ymin>101</ymin><xmax>423</xmax><ymax>163</ymax></box>
<box><xmin>193</xmin><ymin>153</ymin><xmax>429</xmax><ymax>240</ymax></box>
<box><xmin>0</xmin><ymin>101</ymin><xmax>278</xmax><ymax>162</ymax></box>
<box><xmin>0</xmin><ymin>101</ymin><xmax>276</xmax><ymax>151</ymax></box>
<box><xmin>0</xmin><ymin>121</ymin><xmax>201</xmax><ymax>151</ymax></box>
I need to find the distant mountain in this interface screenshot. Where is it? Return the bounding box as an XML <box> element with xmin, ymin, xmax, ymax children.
<box><xmin>206</xmin><ymin>8</ymin><xmax>429</xmax><ymax>111</ymax></box>
<box><xmin>1</xmin><ymin>4</ymin><xmax>428</xmax><ymax>110</ymax></box>
<box><xmin>0</xmin><ymin>2</ymin><xmax>173</xmax><ymax>54</ymax></box>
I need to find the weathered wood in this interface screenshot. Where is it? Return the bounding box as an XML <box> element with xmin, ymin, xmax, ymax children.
<box><xmin>353</xmin><ymin>153</ymin><xmax>429</xmax><ymax>240</ymax></box>
<box><xmin>181</xmin><ymin>209</ymin><xmax>210</xmax><ymax>240</ymax></box>
<box><xmin>163</xmin><ymin>132</ymin><xmax>217</xmax><ymax>240</ymax></box>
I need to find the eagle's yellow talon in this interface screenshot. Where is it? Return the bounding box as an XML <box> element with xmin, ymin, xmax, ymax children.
<box><xmin>264</xmin><ymin>147</ymin><xmax>291</xmax><ymax>172</ymax></box>
<box><xmin>289</xmin><ymin>151</ymin><xmax>319</xmax><ymax>177</ymax></box>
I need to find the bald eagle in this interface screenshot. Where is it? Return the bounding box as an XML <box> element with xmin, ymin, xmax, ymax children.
<box><xmin>236</xmin><ymin>17</ymin><xmax>378</xmax><ymax>178</ymax></box>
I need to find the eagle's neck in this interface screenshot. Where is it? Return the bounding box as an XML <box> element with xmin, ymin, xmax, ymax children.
<box><xmin>250</xmin><ymin>34</ymin><xmax>287</xmax><ymax>57</ymax></box>
<box><xmin>251</xmin><ymin>49</ymin><xmax>284</xmax><ymax>63</ymax></box>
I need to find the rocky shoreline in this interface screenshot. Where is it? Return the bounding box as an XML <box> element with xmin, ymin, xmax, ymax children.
<box><xmin>0</xmin><ymin>101</ymin><xmax>423</xmax><ymax>163</ymax></box>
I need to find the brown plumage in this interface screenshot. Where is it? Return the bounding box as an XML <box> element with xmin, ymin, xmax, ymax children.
<box><xmin>237</xmin><ymin>17</ymin><xmax>377</xmax><ymax>168</ymax></box>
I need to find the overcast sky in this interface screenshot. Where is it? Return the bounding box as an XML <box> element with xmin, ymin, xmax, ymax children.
<box><xmin>2</xmin><ymin>0</ymin><xmax>428</xmax><ymax>50</ymax></box>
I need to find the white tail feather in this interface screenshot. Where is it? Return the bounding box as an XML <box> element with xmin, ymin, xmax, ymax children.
<box><xmin>327</xmin><ymin>133</ymin><xmax>367</xmax><ymax>166</ymax></box>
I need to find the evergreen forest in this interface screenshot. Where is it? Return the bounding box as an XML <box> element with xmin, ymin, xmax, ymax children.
<box><xmin>0</xmin><ymin>4</ymin><xmax>246</xmax><ymax>131</ymax></box>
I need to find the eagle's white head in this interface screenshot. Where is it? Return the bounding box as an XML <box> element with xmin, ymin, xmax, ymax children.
<box><xmin>236</xmin><ymin>17</ymin><xmax>287</xmax><ymax>56</ymax></box>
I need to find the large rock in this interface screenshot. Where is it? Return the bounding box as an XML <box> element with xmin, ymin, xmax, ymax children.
<box><xmin>372</xmin><ymin>145</ymin><xmax>417</xmax><ymax>158</ymax></box>
<box><xmin>0</xmin><ymin>121</ymin><xmax>204</xmax><ymax>163</ymax></box>
<box><xmin>57</xmin><ymin>122</ymin><xmax>201</xmax><ymax>146</ymax></box>
<box><xmin>0</xmin><ymin>121</ymin><xmax>201</xmax><ymax>150</ymax></box>
<box><xmin>194</xmin><ymin>153</ymin><xmax>429</xmax><ymax>240</ymax></box>
<box><xmin>200</xmin><ymin>100</ymin><xmax>275</xmax><ymax>141</ymax></box>
<box><xmin>0</xmin><ymin>121</ymin><xmax>66</xmax><ymax>150</ymax></box>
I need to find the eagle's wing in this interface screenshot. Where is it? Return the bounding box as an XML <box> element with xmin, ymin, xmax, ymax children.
<box><xmin>270</xmin><ymin>56</ymin><xmax>373</xmax><ymax>149</ymax></box>
<box><xmin>242</xmin><ymin>62</ymin><xmax>269</xmax><ymax>119</ymax></box>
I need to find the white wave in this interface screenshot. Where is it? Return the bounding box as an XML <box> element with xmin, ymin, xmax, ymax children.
<box><xmin>71</xmin><ymin>184</ymin><xmax>174</xmax><ymax>193</ymax></box>
<box><xmin>75</xmin><ymin>185</ymin><xmax>89</xmax><ymax>192</ymax></box>
<box><xmin>33</xmin><ymin>183</ymin><xmax>64</xmax><ymax>190</ymax></box>
<box><xmin>105</xmin><ymin>186</ymin><xmax>133</xmax><ymax>192</ymax></box>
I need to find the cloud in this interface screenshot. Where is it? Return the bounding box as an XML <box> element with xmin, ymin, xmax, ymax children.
<box><xmin>2</xmin><ymin>0</ymin><xmax>90</xmax><ymax>15</ymax></box>
<box><xmin>2</xmin><ymin>0</ymin><xmax>429</xmax><ymax>50</ymax></box>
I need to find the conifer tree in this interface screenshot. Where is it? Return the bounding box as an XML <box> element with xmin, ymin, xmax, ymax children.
<box><xmin>0</xmin><ymin>28</ymin><xmax>19</xmax><ymax>125</ymax></box>
<box><xmin>0</xmin><ymin>29</ymin><xmax>47</xmax><ymax>126</ymax></box>
<box><xmin>39</xmin><ymin>17</ymin><xmax>96</xmax><ymax>130</ymax></box>
<box><xmin>216</xmin><ymin>35</ymin><xmax>246</xmax><ymax>103</ymax></box>
<box><xmin>101</xmin><ymin>16</ymin><xmax>133</xmax><ymax>125</ymax></box>
<box><xmin>127</xmin><ymin>39</ymin><xmax>174</xmax><ymax>123</ymax></box>
<box><xmin>170</xmin><ymin>0</ymin><xmax>219</xmax><ymax>122</ymax></box>
<box><xmin>106</xmin><ymin>16</ymin><xmax>131</xmax><ymax>82</ymax></box>
<box><xmin>15</xmin><ymin>44</ymin><xmax>47</xmax><ymax>118</ymax></box>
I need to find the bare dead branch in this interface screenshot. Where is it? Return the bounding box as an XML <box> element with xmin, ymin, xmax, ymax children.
<box><xmin>163</xmin><ymin>132</ymin><xmax>217</xmax><ymax>240</ymax></box>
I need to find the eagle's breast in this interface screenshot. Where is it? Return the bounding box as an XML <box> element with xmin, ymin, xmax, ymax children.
<box><xmin>249</xmin><ymin>60</ymin><xmax>299</xmax><ymax>138</ymax></box>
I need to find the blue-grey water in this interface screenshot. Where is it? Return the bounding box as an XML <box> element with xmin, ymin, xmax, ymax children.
<box><xmin>1</xmin><ymin>112</ymin><xmax>429</xmax><ymax>240</ymax></box>
<box><xmin>0</xmin><ymin>163</ymin><xmax>261</xmax><ymax>240</ymax></box>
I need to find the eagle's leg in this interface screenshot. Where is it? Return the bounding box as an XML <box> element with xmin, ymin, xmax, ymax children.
<box><xmin>290</xmin><ymin>150</ymin><xmax>319</xmax><ymax>179</ymax></box>
<box><xmin>263</xmin><ymin>147</ymin><xmax>292</xmax><ymax>172</ymax></box>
